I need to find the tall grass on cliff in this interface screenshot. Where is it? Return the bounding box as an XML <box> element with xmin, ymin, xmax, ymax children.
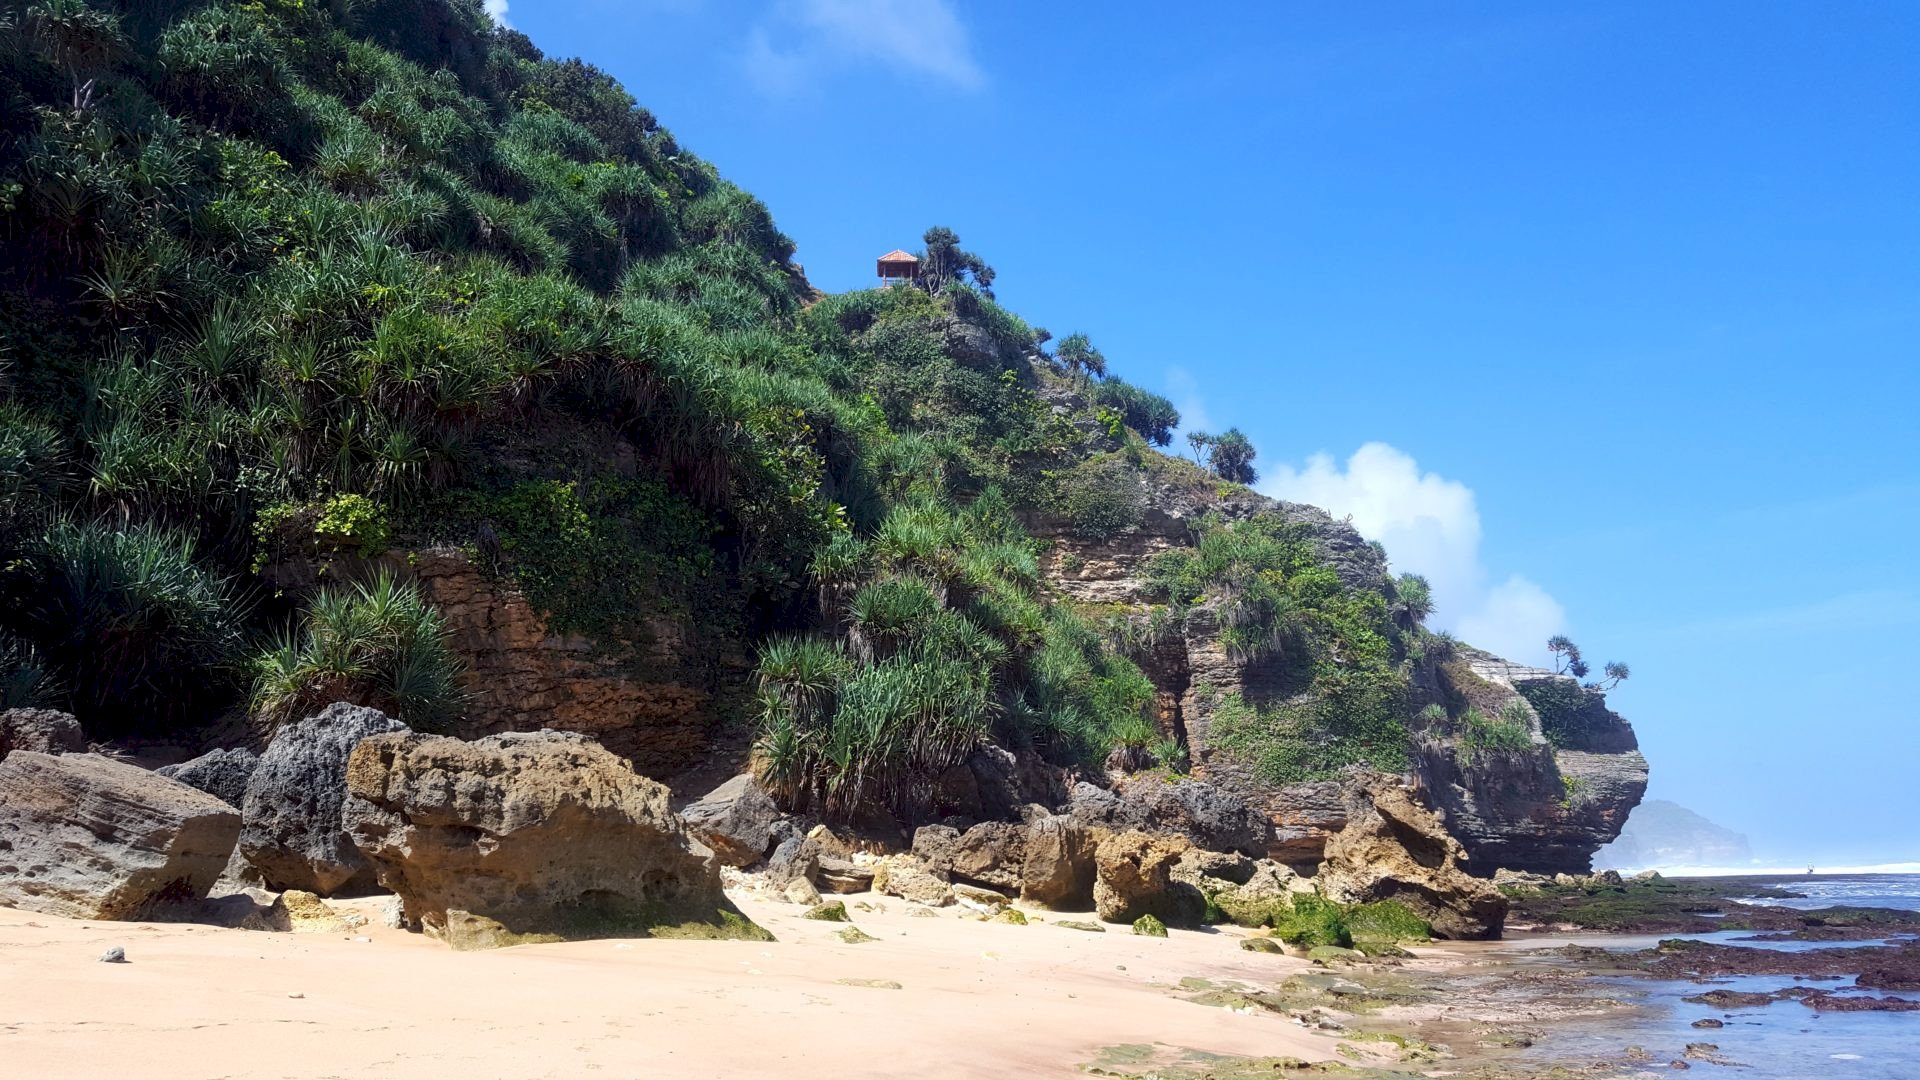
<box><xmin>250</xmin><ymin>570</ymin><xmax>462</xmax><ymax>733</ymax></box>
<box><xmin>1153</xmin><ymin>514</ymin><xmax>1414</xmax><ymax>783</ymax></box>
<box><xmin>753</xmin><ymin>495</ymin><xmax>1157</xmax><ymax>822</ymax></box>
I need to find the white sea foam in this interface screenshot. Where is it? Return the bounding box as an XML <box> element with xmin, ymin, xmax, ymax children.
<box><xmin>1646</xmin><ymin>862</ymin><xmax>1920</xmax><ymax>877</ymax></box>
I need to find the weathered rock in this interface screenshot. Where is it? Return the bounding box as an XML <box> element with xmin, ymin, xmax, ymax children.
<box><xmin>1174</xmin><ymin>851</ymin><xmax>1302</xmax><ymax>928</ymax></box>
<box><xmin>802</xmin><ymin>900</ymin><xmax>849</xmax><ymax>922</ymax></box>
<box><xmin>282</xmin><ymin>889</ymin><xmax>354</xmax><ymax>933</ymax></box>
<box><xmin>677</xmin><ymin>774</ymin><xmax>780</xmax><ymax>868</ymax></box>
<box><xmin>240</xmin><ymin>703</ymin><xmax>408</xmax><ymax>897</ymax></box>
<box><xmin>814</xmin><ymin>857</ymin><xmax>874</xmax><ymax>894</ymax></box>
<box><xmin>948</xmin><ymin>821</ymin><xmax>1026</xmax><ymax>891</ymax></box>
<box><xmin>1019</xmin><ymin>814</ymin><xmax>1098</xmax><ymax>910</ymax></box>
<box><xmin>99</xmin><ymin>946</ymin><xmax>126</xmax><ymax>963</ymax></box>
<box><xmin>0</xmin><ymin>752</ymin><xmax>241</xmax><ymax>919</ymax></box>
<box><xmin>953</xmin><ymin>883</ymin><xmax>1009</xmax><ymax>910</ymax></box>
<box><xmin>1413</xmin><ymin>648</ymin><xmax>1648</xmax><ymax>875</ymax></box>
<box><xmin>783</xmin><ymin>877</ymin><xmax>822</xmax><ymax>905</ymax></box>
<box><xmin>764</xmin><ymin>830</ymin><xmax>818</xmax><ymax>887</ymax></box>
<box><xmin>386</xmin><ymin>548</ymin><xmax>731</xmax><ymax>778</ymax></box>
<box><xmin>1315</xmin><ymin>772</ymin><xmax>1509</xmax><ymax>940</ymax></box>
<box><xmin>0</xmin><ymin>708</ymin><xmax>86</xmax><ymax>759</ymax></box>
<box><xmin>875</xmin><ymin>859</ymin><xmax>953</xmax><ymax>907</ymax></box>
<box><xmin>196</xmin><ymin>887</ymin><xmax>292</xmax><ymax>932</ymax></box>
<box><xmin>965</xmin><ymin>744</ymin><xmax>1066</xmax><ymax>820</ymax></box>
<box><xmin>1112</xmin><ymin>777</ymin><xmax>1272</xmax><ymax>857</ymax></box>
<box><xmin>1240</xmin><ymin>937</ymin><xmax>1283</xmax><ymax>954</ymax></box>
<box><xmin>912</xmin><ymin>824</ymin><xmax>961</xmax><ymax>871</ymax></box>
<box><xmin>342</xmin><ymin>730</ymin><xmax>759</xmax><ymax>946</ymax></box>
<box><xmin>157</xmin><ymin>748</ymin><xmax>259</xmax><ymax>810</ymax></box>
<box><xmin>1093</xmin><ymin>830</ymin><xmax>1200</xmax><ymax>925</ymax></box>
<box><xmin>1492</xmin><ymin>868</ymin><xmax>1553</xmax><ymax>892</ymax></box>
<box><xmin>1133</xmin><ymin>913</ymin><xmax>1168</xmax><ymax>937</ymax></box>
<box><xmin>835</xmin><ymin>926</ymin><xmax>878</xmax><ymax>944</ymax></box>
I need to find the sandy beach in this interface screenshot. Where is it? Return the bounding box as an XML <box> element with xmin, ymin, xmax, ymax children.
<box><xmin>0</xmin><ymin>892</ymin><xmax>1345</xmax><ymax>1079</ymax></box>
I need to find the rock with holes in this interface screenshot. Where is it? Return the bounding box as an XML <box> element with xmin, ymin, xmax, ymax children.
<box><xmin>0</xmin><ymin>752</ymin><xmax>240</xmax><ymax>919</ymax></box>
<box><xmin>342</xmin><ymin>730</ymin><xmax>763</xmax><ymax>946</ymax></box>
<box><xmin>157</xmin><ymin>748</ymin><xmax>258</xmax><ymax>810</ymax></box>
<box><xmin>1093</xmin><ymin>830</ymin><xmax>1201</xmax><ymax>925</ymax></box>
<box><xmin>1314</xmin><ymin>770</ymin><xmax>1508</xmax><ymax>940</ymax></box>
<box><xmin>0</xmin><ymin>708</ymin><xmax>87</xmax><ymax>759</ymax></box>
<box><xmin>239</xmin><ymin>703</ymin><xmax>408</xmax><ymax>897</ymax></box>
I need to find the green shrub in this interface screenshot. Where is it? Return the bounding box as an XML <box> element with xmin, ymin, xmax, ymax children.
<box><xmin>250</xmin><ymin>571</ymin><xmax>463</xmax><ymax>733</ymax></box>
<box><xmin>1459</xmin><ymin>704</ymin><xmax>1533</xmax><ymax>757</ymax></box>
<box><xmin>1088</xmin><ymin>377</ymin><xmax>1179</xmax><ymax>446</ymax></box>
<box><xmin>1055</xmin><ymin>456</ymin><xmax>1144</xmax><ymax>540</ymax></box>
<box><xmin>2</xmin><ymin>519</ymin><xmax>245</xmax><ymax>736</ymax></box>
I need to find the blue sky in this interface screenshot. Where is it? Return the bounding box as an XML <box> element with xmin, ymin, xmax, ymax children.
<box><xmin>498</xmin><ymin>1</ymin><xmax>1919</xmax><ymax>865</ymax></box>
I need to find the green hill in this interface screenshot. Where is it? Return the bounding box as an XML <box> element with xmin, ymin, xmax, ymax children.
<box><xmin>0</xmin><ymin>0</ymin><xmax>1617</xmax><ymax>840</ymax></box>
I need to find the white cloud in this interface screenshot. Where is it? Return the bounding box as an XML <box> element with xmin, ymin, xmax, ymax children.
<box><xmin>1260</xmin><ymin>442</ymin><xmax>1567</xmax><ymax>663</ymax></box>
<box><xmin>745</xmin><ymin>0</ymin><xmax>984</xmax><ymax>94</ymax></box>
<box><xmin>483</xmin><ymin>0</ymin><xmax>509</xmax><ymax>26</ymax></box>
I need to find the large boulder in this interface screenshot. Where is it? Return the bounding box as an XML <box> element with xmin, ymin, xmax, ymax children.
<box><xmin>1172</xmin><ymin>851</ymin><xmax>1306</xmax><ymax>927</ymax></box>
<box><xmin>1019</xmin><ymin>814</ymin><xmax>1098</xmax><ymax>910</ymax></box>
<box><xmin>0</xmin><ymin>708</ymin><xmax>87</xmax><ymax>759</ymax></box>
<box><xmin>342</xmin><ymin>730</ymin><xmax>761</xmax><ymax>947</ymax></box>
<box><xmin>677</xmin><ymin>774</ymin><xmax>781</xmax><ymax>868</ymax></box>
<box><xmin>1315</xmin><ymin>771</ymin><xmax>1509</xmax><ymax>940</ymax></box>
<box><xmin>239</xmin><ymin>703</ymin><xmax>408</xmax><ymax>896</ymax></box>
<box><xmin>0</xmin><ymin>752</ymin><xmax>241</xmax><ymax>919</ymax></box>
<box><xmin>1067</xmin><ymin>778</ymin><xmax>1271</xmax><ymax>858</ymax></box>
<box><xmin>1093</xmin><ymin>829</ymin><xmax>1198</xmax><ymax>925</ymax></box>
<box><xmin>158</xmin><ymin>748</ymin><xmax>259</xmax><ymax>810</ymax></box>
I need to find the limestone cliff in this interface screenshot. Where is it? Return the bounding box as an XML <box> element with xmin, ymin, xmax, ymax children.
<box><xmin>1033</xmin><ymin>489</ymin><xmax>1645</xmax><ymax>876</ymax></box>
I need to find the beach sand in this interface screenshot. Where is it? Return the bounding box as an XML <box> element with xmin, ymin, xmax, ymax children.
<box><xmin>0</xmin><ymin>892</ymin><xmax>1342</xmax><ymax>1079</ymax></box>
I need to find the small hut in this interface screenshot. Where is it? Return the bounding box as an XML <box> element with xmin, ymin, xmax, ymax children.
<box><xmin>876</xmin><ymin>249</ymin><xmax>919</xmax><ymax>288</ymax></box>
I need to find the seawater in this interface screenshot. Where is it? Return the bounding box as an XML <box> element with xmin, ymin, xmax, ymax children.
<box><xmin>1510</xmin><ymin>874</ymin><xmax>1920</xmax><ymax>1079</ymax></box>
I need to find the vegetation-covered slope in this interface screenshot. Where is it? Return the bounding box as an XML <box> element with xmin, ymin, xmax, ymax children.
<box><xmin>0</xmin><ymin>0</ymin><xmax>1630</xmax><ymax>843</ymax></box>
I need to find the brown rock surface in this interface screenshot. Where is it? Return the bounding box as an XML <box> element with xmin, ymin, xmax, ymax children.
<box><xmin>402</xmin><ymin>549</ymin><xmax>725</xmax><ymax>778</ymax></box>
<box><xmin>678</xmin><ymin>773</ymin><xmax>781</xmax><ymax>868</ymax></box>
<box><xmin>1019</xmin><ymin>814</ymin><xmax>1097</xmax><ymax>910</ymax></box>
<box><xmin>0</xmin><ymin>752</ymin><xmax>240</xmax><ymax>919</ymax></box>
<box><xmin>342</xmin><ymin>730</ymin><xmax>757</xmax><ymax>945</ymax></box>
<box><xmin>1315</xmin><ymin>771</ymin><xmax>1508</xmax><ymax>940</ymax></box>
<box><xmin>1093</xmin><ymin>830</ymin><xmax>1196</xmax><ymax>925</ymax></box>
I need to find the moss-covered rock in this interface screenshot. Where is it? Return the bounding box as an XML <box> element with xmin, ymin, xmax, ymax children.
<box><xmin>1132</xmin><ymin>914</ymin><xmax>1168</xmax><ymax>937</ymax></box>
<box><xmin>803</xmin><ymin>900</ymin><xmax>850</xmax><ymax>922</ymax></box>
<box><xmin>1239</xmin><ymin>936</ymin><xmax>1283</xmax><ymax>954</ymax></box>
<box><xmin>835</xmin><ymin>926</ymin><xmax>878</xmax><ymax>944</ymax></box>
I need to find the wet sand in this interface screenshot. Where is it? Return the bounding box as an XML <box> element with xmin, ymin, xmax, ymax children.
<box><xmin>0</xmin><ymin>892</ymin><xmax>1344</xmax><ymax>1079</ymax></box>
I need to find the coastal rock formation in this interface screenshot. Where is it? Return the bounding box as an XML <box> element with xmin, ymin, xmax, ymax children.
<box><xmin>1032</xmin><ymin>495</ymin><xmax>1644</xmax><ymax>876</ymax></box>
<box><xmin>1093</xmin><ymin>830</ymin><xmax>1199</xmax><ymax>925</ymax></box>
<box><xmin>1315</xmin><ymin>771</ymin><xmax>1508</xmax><ymax>939</ymax></box>
<box><xmin>157</xmin><ymin>748</ymin><xmax>260</xmax><ymax>810</ymax></box>
<box><xmin>1064</xmin><ymin>778</ymin><xmax>1271</xmax><ymax>858</ymax></box>
<box><xmin>1412</xmin><ymin>648</ymin><xmax>1648</xmax><ymax>874</ymax></box>
<box><xmin>0</xmin><ymin>708</ymin><xmax>87</xmax><ymax>759</ymax></box>
<box><xmin>678</xmin><ymin>773</ymin><xmax>781</xmax><ymax>868</ymax></box>
<box><xmin>343</xmin><ymin>730</ymin><xmax>750</xmax><ymax>946</ymax></box>
<box><xmin>0</xmin><ymin>751</ymin><xmax>240</xmax><ymax>919</ymax></box>
<box><xmin>1018</xmin><ymin>814</ymin><xmax>1098</xmax><ymax>909</ymax></box>
<box><xmin>398</xmin><ymin>548</ymin><xmax>730</xmax><ymax>778</ymax></box>
<box><xmin>239</xmin><ymin>703</ymin><xmax>408</xmax><ymax>896</ymax></box>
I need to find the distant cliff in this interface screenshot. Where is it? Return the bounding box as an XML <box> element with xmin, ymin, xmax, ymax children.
<box><xmin>1594</xmin><ymin>800</ymin><xmax>1750</xmax><ymax>871</ymax></box>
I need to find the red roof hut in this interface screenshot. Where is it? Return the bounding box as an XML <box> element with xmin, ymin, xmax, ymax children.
<box><xmin>876</xmin><ymin>249</ymin><xmax>919</xmax><ymax>287</ymax></box>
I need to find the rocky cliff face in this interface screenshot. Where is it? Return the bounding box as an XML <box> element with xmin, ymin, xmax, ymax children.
<box><xmin>402</xmin><ymin>548</ymin><xmax>739</xmax><ymax>780</ymax></box>
<box><xmin>1411</xmin><ymin>648</ymin><xmax>1648</xmax><ymax>875</ymax></box>
<box><xmin>1033</xmin><ymin>490</ymin><xmax>1645</xmax><ymax>876</ymax></box>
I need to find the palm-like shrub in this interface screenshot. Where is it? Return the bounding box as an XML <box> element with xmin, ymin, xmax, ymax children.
<box><xmin>250</xmin><ymin>571</ymin><xmax>462</xmax><ymax>733</ymax></box>
<box><xmin>3</xmin><ymin>518</ymin><xmax>245</xmax><ymax>734</ymax></box>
